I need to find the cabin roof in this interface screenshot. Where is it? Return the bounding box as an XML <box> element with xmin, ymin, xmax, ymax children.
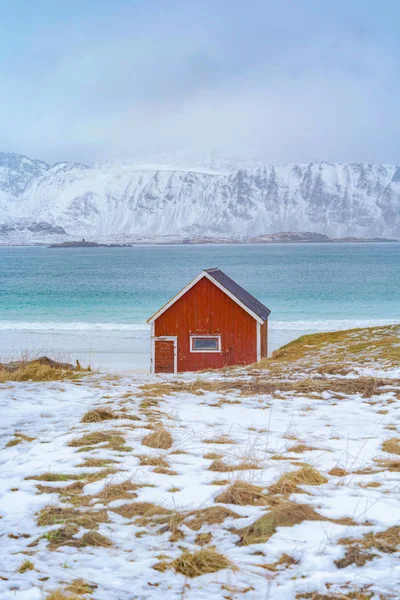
<box><xmin>147</xmin><ymin>268</ymin><xmax>271</xmax><ymax>324</ymax></box>
<box><xmin>204</xmin><ymin>268</ymin><xmax>271</xmax><ymax>322</ymax></box>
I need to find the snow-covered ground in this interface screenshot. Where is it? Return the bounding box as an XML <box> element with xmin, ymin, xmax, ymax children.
<box><xmin>1</xmin><ymin>327</ymin><xmax>399</xmax><ymax>599</ymax></box>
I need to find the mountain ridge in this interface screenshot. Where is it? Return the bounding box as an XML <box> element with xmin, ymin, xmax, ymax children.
<box><xmin>1</xmin><ymin>151</ymin><xmax>400</xmax><ymax>244</ymax></box>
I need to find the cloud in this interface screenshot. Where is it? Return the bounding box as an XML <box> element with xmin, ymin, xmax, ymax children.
<box><xmin>0</xmin><ymin>1</ymin><xmax>399</xmax><ymax>164</ymax></box>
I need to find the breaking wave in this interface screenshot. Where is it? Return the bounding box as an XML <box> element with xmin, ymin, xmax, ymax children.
<box><xmin>269</xmin><ymin>319</ymin><xmax>400</xmax><ymax>331</ymax></box>
<box><xmin>0</xmin><ymin>321</ymin><xmax>150</xmax><ymax>331</ymax></box>
<box><xmin>0</xmin><ymin>319</ymin><xmax>398</xmax><ymax>333</ymax></box>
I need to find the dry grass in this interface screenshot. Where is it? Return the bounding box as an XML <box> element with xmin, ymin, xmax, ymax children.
<box><xmin>137</xmin><ymin>455</ymin><xmax>170</xmax><ymax>468</ymax></box>
<box><xmin>77</xmin><ymin>458</ymin><xmax>118</xmax><ymax>468</ymax></box>
<box><xmin>0</xmin><ymin>356</ymin><xmax>86</xmax><ymax>383</ymax></box>
<box><xmin>375</xmin><ymin>458</ymin><xmax>400</xmax><ymax>472</ymax></box>
<box><xmin>5</xmin><ymin>432</ymin><xmax>35</xmax><ymax>448</ymax></box>
<box><xmin>100</xmin><ymin>481</ymin><xmax>139</xmax><ymax>502</ymax></box>
<box><xmin>328</xmin><ymin>467</ymin><xmax>349</xmax><ymax>477</ymax></box>
<box><xmin>215</xmin><ymin>481</ymin><xmax>269</xmax><ymax>506</ymax></box>
<box><xmin>296</xmin><ymin>591</ymin><xmax>375</xmax><ymax>600</ymax></box>
<box><xmin>80</xmin><ymin>408</ymin><xmax>119</xmax><ymax>423</ymax></box>
<box><xmin>289</xmin><ymin>443</ymin><xmax>321</xmax><ymax>453</ymax></box>
<box><xmin>258</xmin><ymin>553</ymin><xmax>298</xmax><ymax>571</ymax></box>
<box><xmin>112</xmin><ymin>502</ymin><xmax>171</xmax><ymax>520</ymax></box>
<box><xmin>382</xmin><ymin>437</ymin><xmax>400</xmax><ymax>455</ymax></box>
<box><xmin>202</xmin><ymin>435</ymin><xmax>237</xmax><ymax>444</ymax></box>
<box><xmin>185</xmin><ymin>506</ymin><xmax>241</xmax><ymax>531</ymax></box>
<box><xmin>68</xmin><ymin>430</ymin><xmax>127</xmax><ymax>451</ymax></box>
<box><xmin>338</xmin><ymin>526</ymin><xmax>400</xmax><ymax>563</ymax></box>
<box><xmin>236</xmin><ymin>501</ymin><xmax>329</xmax><ymax>545</ymax></box>
<box><xmin>269</xmin><ymin>466</ymin><xmax>328</xmax><ymax>495</ymax></box>
<box><xmin>66</xmin><ymin>580</ymin><xmax>96</xmax><ymax>595</ymax></box>
<box><xmin>18</xmin><ymin>559</ymin><xmax>34</xmax><ymax>573</ymax></box>
<box><xmin>45</xmin><ymin>591</ymin><xmax>84</xmax><ymax>600</ymax></box>
<box><xmin>152</xmin><ymin>467</ymin><xmax>178</xmax><ymax>475</ymax></box>
<box><xmin>37</xmin><ymin>506</ymin><xmax>109</xmax><ymax>529</ymax></box>
<box><xmin>172</xmin><ymin>548</ymin><xmax>235</xmax><ymax>577</ymax></box>
<box><xmin>141</xmin><ymin>427</ymin><xmax>173</xmax><ymax>450</ymax></box>
<box><xmin>208</xmin><ymin>458</ymin><xmax>261</xmax><ymax>472</ymax></box>
<box><xmin>78</xmin><ymin>531</ymin><xmax>113</xmax><ymax>548</ymax></box>
<box><xmin>137</xmin><ymin>373</ymin><xmax>398</xmax><ymax>401</ymax></box>
<box><xmin>195</xmin><ymin>532</ymin><xmax>212</xmax><ymax>546</ymax></box>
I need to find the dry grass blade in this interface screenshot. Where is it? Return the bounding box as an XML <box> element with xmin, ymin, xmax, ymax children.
<box><xmin>37</xmin><ymin>506</ymin><xmax>109</xmax><ymax>529</ymax></box>
<box><xmin>269</xmin><ymin>466</ymin><xmax>328</xmax><ymax>495</ymax></box>
<box><xmin>375</xmin><ymin>458</ymin><xmax>400</xmax><ymax>472</ymax></box>
<box><xmin>172</xmin><ymin>548</ymin><xmax>235</xmax><ymax>577</ymax></box>
<box><xmin>208</xmin><ymin>458</ymin><xmax>261</xmax><ymax>472</ymax></box>
<box><xmin>100</xmin><ymin>481</ymin><xmax>139</xmax><ymax>502</ymax></box>
<box><xmin>112</xmin><ymin>502</ymin><xmax>171</xmax><ymax>520</ymax></box>
<box><xmin>137</xmin><ymin>455</ymin><xmax>170</xmax><ymax>468</ymax></box>
<box><xmin>81</xmin><ymin>408</ymin><xmax>119</xmax><ymax>423</ymax></box>
<box><xmin>328</xmin><ymin>467</ymin><xmax>349</xmax><ymax>477</ymax></box>
<box><xmin>236</xmin><ymin>501</ymin><xmax>329</xmax><ymax>545</ymax></box>
<box><xmin>382</xmin><ymin>437</ymin><xmax>400</xmax><ymax>455</ymax></box>
<box><xmin>215</xmin><ymin>481</ymin><xmax>269</xmax><ymax>506</ymax></box>
<box><xmin>68</xmin><ymin>430</ymin><xmax>126</xmax><ymax>450</ymax></box>
<box><xmin>0</xmin><ymin>356</ymin><xmax>87</xmax><ymax>383</ymax></box>
<box><xmin>185</xmin><ymin>506</ymin><xmax>240</xmax><ymax>531</ymax></box>
<box><xmin>141</xmin><ymin>427</ymin><xmax>173</xmax><ymax>450</ymax></box>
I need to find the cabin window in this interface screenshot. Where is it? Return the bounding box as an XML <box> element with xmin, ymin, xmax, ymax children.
<box><xmin>190</xmin><ymin>335</ymin><xmax>221</xmax><ymax>352</ymax></box>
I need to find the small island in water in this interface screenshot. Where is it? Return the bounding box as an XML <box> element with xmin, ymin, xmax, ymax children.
<box><xmin>49</xmin><ymin>239</ymin><xmax>133</xmax><ymax>248</ymax></box>
<box><xmin>48</xmin><ymin>231</ymin><xmax>399</xmax><ymax>248</ymax></box>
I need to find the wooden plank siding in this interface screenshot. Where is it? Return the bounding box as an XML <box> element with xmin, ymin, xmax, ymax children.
<box><xmin>260</xmin><ymin>321</ymin><xmax>268</xmax><ymax>359</ymax></box>
<box><xmin>154</xmin><ymin>277</ymin><xmax>261</xmax><ymax>372</ymax></box>
<box><xmin>154</xmin><ymin>340</ymin><xmax>175</xmax><ymax>373</ymax></box>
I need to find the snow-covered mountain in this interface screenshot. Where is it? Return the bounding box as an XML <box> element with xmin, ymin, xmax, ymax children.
<box><xmin>1</xmin><ymin>151</ymin><xmax>400</xmax><ymax>243</ymax></box>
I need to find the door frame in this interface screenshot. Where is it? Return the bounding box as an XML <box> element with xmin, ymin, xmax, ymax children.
<box><xmin>151</xmin><ymin>335</ymin><xmax>178</xmax><ymax>374</ymax></box>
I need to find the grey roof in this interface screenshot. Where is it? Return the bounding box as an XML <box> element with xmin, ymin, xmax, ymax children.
<box><xmin>205</xmin><ymin>268</ymin><xmax>271</xmax><ymax>322</ymax></box>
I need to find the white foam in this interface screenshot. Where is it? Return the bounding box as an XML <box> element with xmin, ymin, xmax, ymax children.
<box><xmin>269</xmin><ymin>319</ymin><xmax>400</xmax><ymax>331</ymax></box>
<box><xmin>0</xmin><ymin>319</ymin><xmax>398</xmax><ymax>333</ymax></box>
<box><xmin>0</xmin><ymin>321</ymin><xmax>150</xmax><ymax>332</ymax></box>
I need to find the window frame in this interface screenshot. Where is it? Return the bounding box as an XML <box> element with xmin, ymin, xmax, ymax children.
<box><xmin>190</xmin><ymin>335</ymin><xmax>221</xmax><ymax>353</ymax></box>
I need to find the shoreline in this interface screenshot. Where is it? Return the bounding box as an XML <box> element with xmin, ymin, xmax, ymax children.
<box><xmin>1</xmin><ymin>239</ymin><xmax>399</xmax><ymax>247</ymax></box>
<box><xmin>1</xmin><ymin>318</ymin><xmax>399</xmax><ymax>374</ymax></box>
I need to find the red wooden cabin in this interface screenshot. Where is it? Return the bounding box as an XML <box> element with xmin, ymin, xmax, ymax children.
<box><xmin>147</xmin><ymin>268</ymin><xmax>271</xmax><ymax>374</ymax></box>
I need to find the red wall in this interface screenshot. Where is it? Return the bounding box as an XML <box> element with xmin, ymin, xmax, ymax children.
<box><xmin>154</xmin><ymin>277</ymin><xmax>261</xmax><ymax>372</ymax></box>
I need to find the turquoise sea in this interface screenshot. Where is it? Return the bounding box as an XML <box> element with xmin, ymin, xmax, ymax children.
<box><xmin>0</xmin><ymin>244</ymin><xmax>399</xmax><ymax>371</ymax></box>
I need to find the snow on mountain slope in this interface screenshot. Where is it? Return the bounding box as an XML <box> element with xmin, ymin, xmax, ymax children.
<box><xmin>1</xmin><ymin>151</ymin><xmax>400</xmax><ymax>242</ymax></box>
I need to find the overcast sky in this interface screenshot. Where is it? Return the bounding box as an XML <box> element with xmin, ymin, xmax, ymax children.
<box><xmin>1</xmin><ymin>0</ymin><xmax>399</xmax><ymax>165</ymax></box>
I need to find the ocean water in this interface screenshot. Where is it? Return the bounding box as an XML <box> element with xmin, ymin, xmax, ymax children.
<box><xmin>0</xmin><ymin>243</ymin><xmax>399</xmax><ymax>371</ymax></box>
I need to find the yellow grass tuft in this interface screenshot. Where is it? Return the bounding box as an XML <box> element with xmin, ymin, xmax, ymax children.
<box><xmin>0</xmin><ymin>356</ymin><xmax>86</xmax><ymax>383</ymax></box>
<box><xmin>18</xmin><ymin>559</ymin><xmax>34</xmax><ymax>573</ymax></box>
<box><xmin>202</xmin><ymin>435</ymin><xmax>237</xmax><ymax>444</ymax></box>
<box><xmin>382</xmin><ymin>437</ymin><xmax>400</xmax><ymax>455</ymax></box>
<box><xmin>185</xmin><ymin>506</ymin><xmax>240</xmax><ymax>531</ymax></box>
<box><xmin>37</xmin><ymin>506</ymin><xmax>108</xmax><ymax>529</ymax></box>
<box><xmin>172</xmin><ymin>548</ymin><xmax>235</xmax><ymax>578</ymax></box>
<box><xmin>100</xmin><ymin>481</ymin><xmax>139</xmax><ymax>502</ymax></box>
<box><xmin>236</xmin><ymin>501</ymin><xmax>329</xmax><ymax>545</ymax></box>
<box><xmin>112</xmin><ymin>502</ymin><xmax>171</xmax><ymax>520</ymax></box>
<box><xmin>328</xmin><ymin>467</ymin><xmax>349</xmax><ymax>477</ymax></box>
<box><xmin>375</xmin><ymin>458</ymin><xmax>400</xmax><ymax>472</ymax></box>
<box><xmin>137</xmin><ymin>455</ymin><xmax>170</xmax><ymax>468</ymax></box>
<box><xmin>208</xmin><ymin>458</ymin><xmax>261</xmax><ymax>472</ymax></box>
<box><xmin>141</xmin><ymin>426</ymin><xmax>173</xmax><ymax>450</ymax></box>
<box><xmin>195</xmin><ymin>532</ymin><xmax>212</xmax><ymax>546</ymax></box>
<box><xmin>269</xmin><ymin>466</ymin><xmax>328</xmax><ymax>495</ymax></box>
<box><xmin>68</xmin><ymin>430</ymin><xmax>126</xmax><ymax>451</ymax></box>
<box><xmin>45</xmin><ymin>591</ymin><xmax>84</xmax><ymax>600</ymax></box>
<box><xmin>80</xmin><ymin>408</ymin><xmax>119</xmax><ymax>423</ymax></box>
<box><xmin>215</xmin><ymin>481</ymin><xmax>269</xmax><ymax>506</ymax></box>
<box><xmin>66</xmin><ymin>579</ymin><xmax>96</xmax><ymax>595</ymax></box>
